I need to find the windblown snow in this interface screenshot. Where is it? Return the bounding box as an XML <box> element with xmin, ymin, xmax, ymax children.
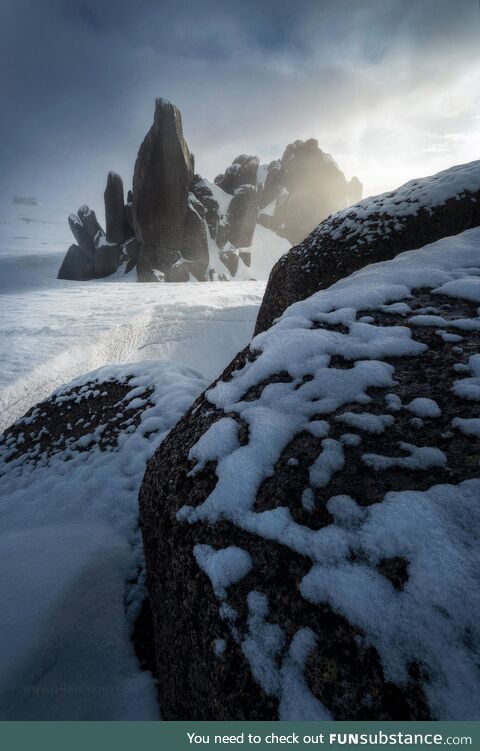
<box><xmin>0</xmin><ymin>218</ymin><xmax>265</xmax><ymax>718</ymax></box>
<box><xmin>0</xmin><ymin>255</ymin><xmax>264</xmax><ymax>430</ymax></box>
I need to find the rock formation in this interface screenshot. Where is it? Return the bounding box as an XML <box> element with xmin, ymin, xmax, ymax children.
<box><xmin>104</xmin><ymin>171</ymin><xmax>128</xmax><ymax>244</ymax></box>
<box><xmin>57</xmin><ymin>243</ymin><xmax>94</xmax><ymax>281</ymax></box>
<box><xmin>255</xmin><ymin>160</ymin><xmax>480</xmax><ymax>334</ymax></box>
<box><xmin>214</xmin><ymin>155</ymin><xmax>260</xmax><ymax>195</ymax></box>
<box><xmin>139</xmin><ymin>215</ymin><xmax>480</xmax><ymax>719</ymax></box>
<box><xmin>133</xmin><ymin>98</ymin><xmax>195</xmax><ymax>281</ymax></box>
<box><xmin>59</xmin><ymin>203</ymin><xmax>126</xmax><ymax>281</ymax></box>
<box><xmin>58</xmin><ymin>99</ymin><xmax>361</xmax><ymax>283</ymax></box>
<box><xmin>258</xmin><ymin>138</ymin><xmax>358</xmax><ymax>245</ymax></box>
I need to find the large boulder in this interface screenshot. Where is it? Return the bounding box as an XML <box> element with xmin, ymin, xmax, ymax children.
<box><xmin>77</xmin><ymin>205</ymin><xmax>103</xmax><ymax>245</ymax></box>
<box><xmin>104</xmin><ymin>171</ymin><xmax>126</xmax><ymax>244</ymax></box>
<box><xmin>68</xmin><ymin>211</ymin><xmax>94</xmax><ymax>259</ymax></box>
<box><xmin>181</xmin><ymin>203</ymin><xmax>209</xmax><ymax>270</ymax></box>
<box><xmin>166</xmin><ymin>255</ymin><xmax>207</xmax><ymax>283</ymax></box>
<box><xmin>255</xmin><ymin>160</ymin><xmax>480</xmax><ymax>335</ymax></box>
<box><xmin>225</xmin><ymin>185</ymin><xmax>259</xmax><ymax>248</ymax></box>
<box><xmin>133</xmin><ymin>98</ymin><xmax>194</xmax><ymax>276</ymax></box>
<box><xmin>260</xmin><ymin>138</ymin><xmax>352</xmax><ymax>243</ymax></box>
<box><xmin>93</xmin><ymin>231</ymin><xmax>123</xmax><ymax>279</ymax></box>
<box><xmin>191</xmin><ymin>177</ymin><xmax>220</xmax><ymax>239</ymax></box>
<box><xmin>60</xmin><ymin>205</ymin><xmax>123</xmax><ymax>281</ymax></box>
<box><xmin>57</xmin><ymin>244</ymin><xmax>93</xmax><ymax>280</ymax></box>
<box><xmin>62</xmin><ymin>205</ymin><xmax>104</xmax><ymax>279</ymax></box>
<box><xmin>214</xmin><ymin>155</ymin><xmax>259</xmax><ymax>195</ymax></box>
<box><xmin>140</xmin><ymin>225</ymin><xmax>480</xmax><ymax>720</ymax></box>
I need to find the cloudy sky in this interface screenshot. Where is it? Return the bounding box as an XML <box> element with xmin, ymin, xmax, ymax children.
<box><xmin>1</xmin><ymin>0</ymin><xmax>479</xmax><ymax>218</ymax></box>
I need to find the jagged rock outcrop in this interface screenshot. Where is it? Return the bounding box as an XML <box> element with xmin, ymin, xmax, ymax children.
<box><xmin>57</xmin><ymin>243</ymin><xmax>93</xmax><ymax>281</ymax></box>
<box><xmin>258</xmin><ymin>139</ymin><xmax>360</xmax><ymax>245</ymax></box>
<box><xmin>59</xmin><ymin>204</ymin><xmax>125</xmax><ymax>280</ymax></box>
<box><xmin>139</xmin><ymin>224</ymin><xmax>480</xmax><ymax>719</ymax></box>
<box><xmin>59</xmin><ymin>99</ymin><xmax>361</xmax><ymax>283</ymax></box>
<box><xmin>255</xmin><ymin>160</ymin><xmax>480</xmax><ymax>334</ymax></box>
<box><xmin>181</xmin><ymin>203</ymin><xmax>209</xmax><ymax>275</ymax></box>
<box><xmin>60</xmin><ymin>206</ymin><xmax>104</xmax><ymax>280</ymax></box>
<box><xmin>224</xmin><ymin>185</ymin><xmax>259</xmax><ymax>249</ymax></box>
<box><xmin>93</xmin><ymin>232</ymin><xmax>123</xmax><ymax>278</ymax></box>
<box><xmin>67</xmin><ymin>210</ymin><xmax>95</xmax><ymax>259</ymax></box>
<box><xmin>133</xmin><ymin>98</ymin><xmax>195</xmax><ymax>280</ymax></box>
<box><xmin>214</xmin><ymin>155</ymin><xmax>259</xmax><ymax>195</ymax></box>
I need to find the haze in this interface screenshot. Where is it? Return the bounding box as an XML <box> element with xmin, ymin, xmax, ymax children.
<box><xmin>1</xmin><ymin>0</ymin><xmax>479</xmax><ymax>219</ymax></box>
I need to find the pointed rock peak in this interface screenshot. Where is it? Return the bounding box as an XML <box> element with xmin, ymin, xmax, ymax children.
<box><xmin>107</xmin><ymin>171</ymin><xmax>123</xmax><ymax>186</ymax></box>
<box><xmin>153</xmin><ymin>98</ymin><xmax>182</xmax><ymax>129</ymax></box>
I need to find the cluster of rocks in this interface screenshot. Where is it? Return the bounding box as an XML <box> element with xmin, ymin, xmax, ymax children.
<box><xmin>255</xmin><ymin>139</ymin><xmax>362</xmax><ymax>244</ymax></box>
<box><xmin>58</xmin><ymin>176</ymin><xmax>139</xmax><ymax>281</ymax></box>
<box><xmin>58</xmin><ymin>99</ymin><xmax>362</xmax><ymax>282</ymax></box>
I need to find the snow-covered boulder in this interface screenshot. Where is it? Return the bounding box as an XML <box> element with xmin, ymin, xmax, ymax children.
<box><xmin>214</xmin><ymin>155</ymin><xmax>260</xmax><ymax>195</ymax></box>
<box><xmin>0</xmin><ymin>360</ymin><xmax>206</xmax><ymax>719</ymax></box>
<box><xmin>256</xmin><ymin>160</ymin><xmax>480</xmax><ymax>334</ymax></box>
<box><xmin>140</xmin><ymin>227</ymin><xmax>480</xmax><ymax>720</ymax></box>
<box><xmin>67</xmin><ymin>210</ymin><xmax>95</xmax><ymax>259</ymax></box>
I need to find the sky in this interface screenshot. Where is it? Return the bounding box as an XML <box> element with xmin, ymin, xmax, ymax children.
<box><xmin>1</xmin><ymin>0</ymin><xmax>479</xmax><ymax>221</ymax></box>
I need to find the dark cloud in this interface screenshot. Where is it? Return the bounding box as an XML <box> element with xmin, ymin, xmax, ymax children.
<box><xmin>0</xmin><ymin>0</ymin><xmax>478</xmax><ymax>217</ymax></box>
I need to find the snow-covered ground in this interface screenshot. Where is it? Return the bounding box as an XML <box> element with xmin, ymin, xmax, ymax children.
<box><xmin>0</xmin><ymin>195</ymin><xmax>276</xmax><ymax>429</ymax></box>
<box><xmin>4</xmin><ymin>191</ymin><xmax>479</xmax><ymax>719</ymax></box>
<box><xmin>0</xmin><ymin>252</ymin><xmax>264</xmax><ymax>430</ymax></box>
<box><xmin>0</xmin><ymin>359</ymin><xmax>207</xmax><ymax>719</ymax></box>
<box><xmin>0</xmin><ymin>211</ymin><xmax>268</xmax><ymax>718</ymax></box>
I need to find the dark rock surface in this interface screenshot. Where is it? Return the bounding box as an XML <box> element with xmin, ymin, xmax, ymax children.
<box><xmin>259</xmin><ymin>160</ymin><xmax>282</xmax><ymax>210</ymax></box>
<box><xmin>61</xmin><ymin>205</ymin><xmax>111</xmax><ymax>280</ymax></box>
<box><xmin>181</xmin><ymin>203</ymin><xmax>209</xmax><ymax>270</ymax></box>
<box><xmin>214</xmin><ymin>155</ymin><xmax>259</xmax><ymax>195</ymax></box>
<box><xmin>104</xmin><ymin>171</ymin><xmax>126</xmax><ymax>244</ymax></box>
<box><xmin>139</xmin><ymin>230</ymin><xmax>480</xmax><ymax>719</ymax></box>
<box><xmin>68</xmin><ymin>211</ymin><xmax>95</xmax><ymax>259</ymax></box>
<box><xmin>93</xmin><ymin>232</ymin><xmax>123</xmax><ymax>279</ymax></box>
<box><xmin>166</xmin><ymin>254</ymin><xmax>207</xmax><ymax>283</ymax></box>
<box><xmin>225</xmin><ymin>185</ymin><xmax>259</xmax><ymax>248</ymax></box>
<box><xmin>1</xmin><ymin>377</ymin><xmax>153</xmax><ymax>467</ymax></box>
<box><xmin>132</xmin><ymin>98</ymin><xmax>194</xmax><ymax>275</ymax></box>
<box><xmin>77</xmin><ymin>205</ymin><xmax>102</xmax><ymax>245</ymax></box>
<box><xmin>57</xmin><ymin>243</ymin><xmax>94</xmax><ymax>280</ymax></box>
<box><xmin>255</xmin><ymin>160</ymin><xmax>480</xmax><ymax>334</ymax></box>
<box><xmin>219</xmin><ymin>247</ymin><xmax>239</xmax><ymax>277</ymax></box>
